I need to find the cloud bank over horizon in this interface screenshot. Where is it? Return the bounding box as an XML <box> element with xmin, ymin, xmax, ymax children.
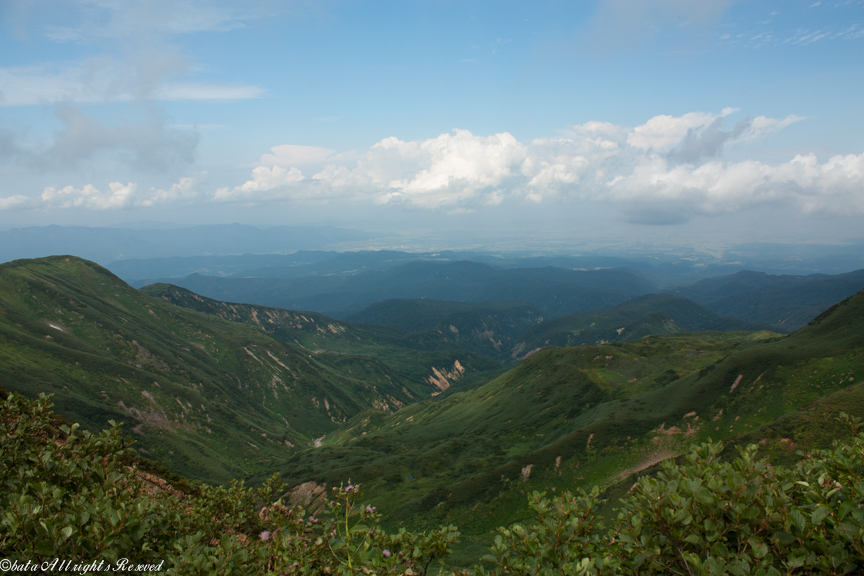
<box><xmin>4</xmin><ymin>108</ymin><xmax>861</xmax><ymax>225</ymax></box>
<box><xmin>208</xmin><ymin>109</ymin><xmax>862</xmax><ymax>222</ymax></box>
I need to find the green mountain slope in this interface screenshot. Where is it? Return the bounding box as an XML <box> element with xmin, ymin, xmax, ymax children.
<box><xmin>345</xmin><ymin>298</ymin><xmax>544</xmax><ymax>360</ymax></box>
<box><xmin>141</xmin><ymin>283</ymin><xmax>503</xmax><ymax>395</ymax></box>
<box><xmin>669</xmin><ymin>268</ymin><xmax>864</xmax><ymax>331</ymax></box>
<box><xmin>269</xmin><ymin>289</ymin><xmax>864</xmax><ymax>542</ymax></box>
<box><xmin>0</xmin><ymin>256</ymin><xmax>450</xmax><ymax>483</ymax></box>
<box><xmin>512</xmin><ymin>293</ymin><xmax>767</xmax><ymax>358</ymax></box>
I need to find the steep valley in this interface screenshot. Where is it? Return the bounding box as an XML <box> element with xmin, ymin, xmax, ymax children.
<box><xmin>0</xmin><ymin>257</ymin><xmax>497</xmax><ymax>482</ymax></box>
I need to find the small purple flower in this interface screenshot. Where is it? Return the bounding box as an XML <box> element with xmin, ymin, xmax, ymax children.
<box><xmin>365</xmin><ymin>505</ymin><xmax>374</xmax><ymax>514</ymax></box>
<box><xmin>309</xmin><ymin>516</ymin><xmax>319</xmax><ymax>524</ymax></box>
<box><xmin>382</xmin><ymin>549</ymin><xmax>391</xmax><ymax>558</ymax></box>
<box><xmin>259</xmin><ymin>531</ymin><xmax>271</xmax><ymax>541</ymax></box>
<box><xmin>346</xmin><ymin>484</ymin><xmax>354</xmax><ymax>492</ymax></box>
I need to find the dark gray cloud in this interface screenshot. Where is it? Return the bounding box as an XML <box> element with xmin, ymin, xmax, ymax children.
<box><xmin>669</xmin><ymin>116</ymin><xmax>751</xmax><ymax>164</ymax></box>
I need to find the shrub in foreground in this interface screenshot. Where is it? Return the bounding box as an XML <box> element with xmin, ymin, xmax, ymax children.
<box><xmin>1</xmin><ymin>391</ymin><xmax>862</xmax><ymax>575</ymax></box>
<box><xmin>480</xmin><ymin>415</ymin><xmax>863</xmax><ymax>575</ymax></box>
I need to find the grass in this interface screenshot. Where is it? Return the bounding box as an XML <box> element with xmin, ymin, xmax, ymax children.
<box><xmin>260</xmin><ymin>289</ymin><xmax>864</xmax><ymax>564</ymax></box>
<box><xmin>0</xmin><ymin>257</ymin><xmax>491</xmax><ymax>483</ymax></box>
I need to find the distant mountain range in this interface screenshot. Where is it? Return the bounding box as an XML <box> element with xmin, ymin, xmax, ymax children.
<box><xmin>128</xmin><ymin>256</ymin><xmax>864</xmax><ymax>333</ymax></box>
<box><xmin>512</xmin><ymin>293</ymin><xmax>772</xmax><ymax>358</ymax></box>
<box><xmin>669</xmin><ymin>268</ymin><xmax>864</xmax><ymax>331</ymax></box>
<box><xmin>130</xmin><ymin>260</ymin><xmax>658</xmax><ymax>318</ymax></box>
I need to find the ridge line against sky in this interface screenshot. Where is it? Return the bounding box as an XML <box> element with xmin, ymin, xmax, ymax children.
<box><xmin>0</xmin><ymin>0</ymin><xmax>861</xmax><ymax>243</ymax></box>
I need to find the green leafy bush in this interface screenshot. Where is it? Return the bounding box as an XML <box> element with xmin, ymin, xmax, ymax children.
<box><xmin>479</xmin><ymin>414</ymin><xmax>864</xmax><ymax>576</ymax></box>
<box><xmin>0</xmin><ymin>392</ymin><xmax>459</xmax><ymax>575</ymax></box>
<box><xmin>2</xmin><ymin>391</ymin><xmax>862</xmax><ymax>575</ymax></box>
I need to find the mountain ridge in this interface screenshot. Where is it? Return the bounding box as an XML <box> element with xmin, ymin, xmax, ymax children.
<box><xmin>512</xmin><ymin>293</ymin><xmax>772</xmax><ymax>357</ymax></box>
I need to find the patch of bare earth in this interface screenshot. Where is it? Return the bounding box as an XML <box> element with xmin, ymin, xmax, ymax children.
<box><xmin>616</xmin><ymin>449</ymin><xmax>677</xmax><ymax>480</ymax></box>
<box><xmin>428</xmin><ymin>360</ymin><xmax>466</xmax><ymax>396</ymax></box>
<box><xmin>285</xmin><ymin>481</ymin><xmax>328</xmax><ymax>514</ymax></box>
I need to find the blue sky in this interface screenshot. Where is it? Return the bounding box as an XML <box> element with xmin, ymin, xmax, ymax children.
<box><xmin>0</xmin><ymin>0</ymin><xmax>862</xmax><ymax>248</ymax></box>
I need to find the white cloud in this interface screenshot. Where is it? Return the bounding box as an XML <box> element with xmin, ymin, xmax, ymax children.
<box><xmin>747</xmin><ymin>114</ymin><xmax>804</xmax><ymax>139</ymax></box>
<box><xmin>603</xmin><ymin>152</ymin><xmax>864</xmax><ymax>217</ymax></box>
<box><xmin>0</xmin><ymin>195</ymin><xmax>30</xmax><ymax>211</ymax></box>
<box><xmin>627</xmin><ymin>108</ymin><xmax>736</xmax><ymax>152</ymax></box>
<box><xmin>215</xmin><ymin>109</ymin><xmax>862</xmax><ymax>222</ymax></box>
<box><xmin>214</xmin><ymin>166</ymin><xmax>305</xmax><ymax>201</ymax></box>
<box><xmin>35</xmin><ymin>175</ymin><xmax>204</xmax><ymax>210</ymax></box>
<box><xmin>142</xmin><ymin>174</ymin><xmax>204</xmax><ymax>206</ymax></box>
<box><xmin>41</xmin><ymin>182</ymin><xmax>137</xmax><ymax>210</ymax></box>
<box><xmin>379</xmin><ymin>130</ymin><xmax>528</xmax><ymax>208</ymax></box>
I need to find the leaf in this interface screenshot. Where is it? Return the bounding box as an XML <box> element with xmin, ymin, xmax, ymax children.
<box><xmin>741</xmin><ymin>506</ymin><xmax>759</xmax><ymax>519</ymax></box>
<box><xmin>775</xmin><ymin>531</ymin><xmax>796</xmax><ymax>546</ymax></box>
<box><xmin>60</xmin><ymin>525</ymin><xmax>74</xmax><ymax>541</ymax></box>
<box><xmin>811</xmin><ymin>505</ymin><xmax>831</xmax><ymax>525</ymax></box>
<box><xmin>751</xmin><ymin>539</ymin><xmax>768</xmax><ymax>559</ymax></box>
<box><xmin>837</xmin><ymin>500</ymin><xmax>856</xmax><ymax>521</ymax></box>
<box><xmin>696</xmin><ymin>487</ymin><xmax>716</xmax><ymax>506</ymax></box>
<box><xmin>705</xmin><ymin>556</ymin><xmax>727</xmax><ymax>575</ymax></box>
<box><xmin>35</xmin><ymin>538</ymin><xmax>55</xmax><ymax>556</ymax></box>
<box><xmin>790</xmin><ymin>509</ymin><xmax>807</xmax><ymax>532</ymax></box>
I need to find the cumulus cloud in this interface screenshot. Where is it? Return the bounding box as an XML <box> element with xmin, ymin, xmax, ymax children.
<box><xmin>603</xmin><ymin>152</ymin><xmax>864</xmax><ymax>219</ymax></box>
<box><xmin>33</xmin><ymin>174</ymin><xmax>204</xmax><ymax>210</ymax></box>
<box><xmin>41</xmin><ymin>182</ymin><xmax>137</xmax><ymax>210</ymax></box>
<box><xmin>0</xmin><ymin>195</ymin><xmax>30</xmax><ymax>210</ymax></box>
<box><xmin>142</xmin><ymin>173</ymin><xmax>204</xmax><ymax>206</ymax></box>
<box><xmin>376</xmin><ymin>130</ymin><xmax>528</xmax><ymax>208</ymax></box>
<box><xmin>627</xmin><ymin>108</ymin><xmax>738</xmax><ymax>152</ymax></box>
<box><xmin>215</xmin><ymin>166</ymin><xmax>305</xmax><ymax>200</ymax></box>
<box><xmin>216</xmin><ymin>109</ymin><xmax>863</xmax><ymax>222</ymax></box>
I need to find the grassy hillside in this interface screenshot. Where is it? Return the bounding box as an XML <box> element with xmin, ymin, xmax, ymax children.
<box><xmin>513</xmin><ymin>293</ymin><xmax>767</xmax><ymax>358</ymax></box>
<box><xmin>141</xmin><ymin>283</ymin><xmax>504</xmax><ymax>393</ymax></box>
<box><xmin>0</xmin><ymin>256</ymin><xmax>465</xmax><ymax>483</ymax></box>
<box><xmin>266</xmin><ymin>289</ymin><xmax>864</xmax><ymax>555</ymax></box>
<box><xmin>346</xmin><ymin>298</ymin><xmax>544</xmax><ymax>360</ymax></box>
<box><xmin>670</xmin><ymin>268</ymin><xmax>864</xmax><ymax>331</ymax></box>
